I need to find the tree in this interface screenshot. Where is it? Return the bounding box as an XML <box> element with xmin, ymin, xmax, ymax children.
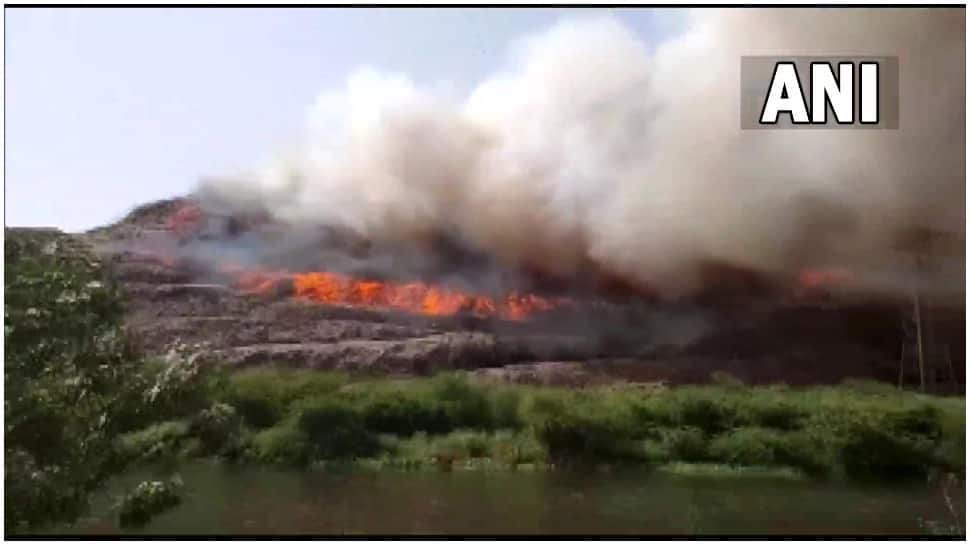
<box><xmin>4</xmin><ymin>229</ymin><xmax>155</xmax><ymax>532</ymax></box>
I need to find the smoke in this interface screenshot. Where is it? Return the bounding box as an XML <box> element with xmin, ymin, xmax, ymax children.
<box><xmin>196</xmin><ymin>8</ymin><xmax>965</xmax><ymax>299</ymax></box>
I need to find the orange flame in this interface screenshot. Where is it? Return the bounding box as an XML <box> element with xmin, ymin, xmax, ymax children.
<box><xmin>291</xmin><ymin>271</ymin><xmax>560</xmax><ymax>320</ymax></box>
<box><xmin>217</xmin><ymin>265</ymin><xmax>561</xmax><ymax>320</ymax></box>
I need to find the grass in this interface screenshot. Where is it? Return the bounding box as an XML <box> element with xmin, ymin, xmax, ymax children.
<box><xmin>115</xmin><ymin>368</ymin><xmax>965</xmax><ymax>482</ymax></box>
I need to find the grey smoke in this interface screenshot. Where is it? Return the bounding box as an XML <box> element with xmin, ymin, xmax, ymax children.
<box><xmin>196</xmin><ymin>8</ymin><xmax>965</xmax><ymax>300</ymax></box>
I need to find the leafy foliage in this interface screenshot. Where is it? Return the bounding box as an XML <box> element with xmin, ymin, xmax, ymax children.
<box><xmin>199</xmin><ymin>366</ymin><xmax>966</xmax><ymax>479</ymax></box>
<box><xmin>117</xmin><ymin>479</ymin><xmax>182</xmax><ymax>529</ymax></box>
<box><xmin>4</xmin><ymin>230</ymin><xmax>209</xmax><ymax>532</ymax></box>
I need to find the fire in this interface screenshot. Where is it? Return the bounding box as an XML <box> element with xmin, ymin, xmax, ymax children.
<box><xmin>291</xmin><ymin>271</ymin><xmax>560</xmax><ymax>320</ymax></box>
<box><xmin>166</xmin><ymin>203</ymin><xmax>563</xmax><ymax>320</ymax></box>
<box><xmin>218</xmin><ymin>266</ymin><xmax>561</xmax><ymax>320</ymax></box>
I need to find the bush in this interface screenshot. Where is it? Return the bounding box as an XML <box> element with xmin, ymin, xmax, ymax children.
<box><xmin>429</xmin><ymin>374</ymin><xmax>494</xmax><ymax>430</ymax></box>
<box><xmin>771</xmin><ymin>432</ymin><xmax>831</xmax><ymax>477</ymax></box>
<box><xmin>249</xmin><ymin>422</ymin><xmax>312</xmax><ymax>466</ymax></box>
<box><xmin>359</xmin><ymin>394</ymin><xmax>451</xmax><ymax>436</ymax></box>
<box><xmin>117</xmin><ymin>479</ymin><xmax>182</xmax><ymax>529</ymax></box>
<box><xmin>661</xmin><ymin>427</ymin><xmax>709</xmax><ymax>462</ymax></box>
<box><xmin>116</xmin><ymin>421</ymin><xmax>192</xmax><ymax>463</ymax></box>
<box><xmin>887</xmin><ymin>405</ymin><xmax>943</xmax><ymax>441</ymax></box>
<box><xmin>190</xmin><ymin>403</ymin><xmax>245</xmax><ymax>457</ymax></box>
<box><xmin>530</xmin><ymin>398</ymin><xmax>642</xmax><ymax>462</ymax></box>
<box><xmin>749</xmin><ymin>402</ymin><xmax>805</xmax><ymax>431</ymax></box>
<box><xmin>709</xmin><ymin>428</ymin><xmax>778</xmax><ymax>466</ymax></box>
<box><xmin>221</xmin><ymin>369</ymin><xmax>348</xmax><ymax>429</ymax></box>
<box><xmin>355</xmin><ymin>375</ymin><xmax>518</xmax><ymax>437</ymax></box>
<box><xmin>295</xmin><ymin>399</ymin><xmax>380</xmax><ymax>459</ymax></box>
<box><xmin>488</xmin><ymin>388</ymin><xmax>524</xmax><ymax>429</ymax></box>
<box><xmin>226</xmin><ymin>390</ymin><xmax>280</xmax><ymax>430</ymax></box>
<box><xmin>669</xmin><ymin>392</ymin><xmax>738</xmax><ymax>434</ymax></box>
<box><xmin>840</xmin><ymin>424</ymin><xmax>938</xmax><ymax>481</ymax></box>
<box><xmin>141</xmin><ymin>351</ymin><xmax>213</xmax><ymax>423</ymax></box>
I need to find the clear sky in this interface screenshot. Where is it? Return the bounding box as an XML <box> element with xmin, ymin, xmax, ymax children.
<box><xmin>5</xmin><ymin>7</ymin><xmax>687</xmax><ymax>232</ymax></box>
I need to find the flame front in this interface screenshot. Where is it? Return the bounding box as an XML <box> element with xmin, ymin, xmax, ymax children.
<box><xmin>223</xmin><ymin>267</ymin><xmax>561</xmax><ymax>321</ymax></box>
<box><xmin>291</xmin><ymin>271</ymin><xmax>559</xmax><ymax>320</ymax></box>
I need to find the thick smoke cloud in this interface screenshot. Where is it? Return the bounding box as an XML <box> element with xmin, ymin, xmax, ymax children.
<box><xmin>197</xmin><ymin>9</ymin><xmax>965</xmax><ymax>299</ymax></box>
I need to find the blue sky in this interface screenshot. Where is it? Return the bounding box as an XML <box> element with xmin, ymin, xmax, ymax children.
<box><xmin>5</xmin><ymin>8</ymin><xmax>687</xmax><ymax>232</ymax></box>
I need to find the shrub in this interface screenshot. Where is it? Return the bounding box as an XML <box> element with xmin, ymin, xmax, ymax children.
<box><xmin>359</xmin><ymin>394</ymin><xmax>450</xmax><ymax>436</ymax></box>
<box><xmin>141</xmin><ymin>350</ymin><xmax>213</xmax><ymax>423</ymax></box>
<box><xmin>488</xmin><ymin>388</ymin><xmax>524</xmax><ymax>430</ymax></box>
<box><xmin>295</xmin><ymin>399</ymin><xmax>380</xmax><ymax>459</ymax></box>
<box><xmin>190</xmin><ymin>403</ymin><xmax>244</xmax><ymax>457</ymax></box>
<box><xmin>709</xmin><ymin>428</ymin><xmax>779</xmax><ymax>466</ymax></box>
<box><xmin>840</xmin><ymin>424</ymin><xmax>937</xmax><ymax>481</ymax></box>
<box><xmin>887</xmin><ymin>405</ymin><xmax>943</xmax><ymax>441</ymax></box>
<box><xmin>669</xmin><ymin>393</ymin><xmax>737</xmax><ymax>434</ymax></box>
<box><xmin>661</xmin><ymin>427</ymin><xmax>710</xmax><ymax>462</ymax></box>
<box><xmin>771</xmin><ymin>432</ymin><xmax>832</xmax><ymax>477</ymax></box>
<box><xmin>116</xmin><ymin>421</ymin><xmax>192</xmax><ymax>463</ymax></box>
<box><xmin>533</xmin><ymin>402</ymin><xmax>642</xmax><ymax>462</ymax></box>
<box><xmin>741</xmin><ymin>398</ymin><xmax>806</xmax><ymax>431</ymax></box>
<box><xmin>226</xmin><ymin>391</ymin><xmax>280</xmax><ymax>430</ymax></box>
<box><xmin>117</xmin><ymin>479</ymin><xmax>182</xmax><ymax>529</ymax></box>
<box><xmin>249</xmin><ymin>422</ymin><xmax>312</xmax><ymax>466</ymax></box>
<box><xmin>429</xmin><ymin>374</ymin><xmax>493</xmax><ymax>430</ymax></box>
<box><xmin>221</xmin><ymin>369</ymin><xmax>348</xmax><ymax>429</ymax></box>
<box><xmin>220</xmin><ymin>370</ymin><xmax>289</xmax><ymax>429</ymax></box>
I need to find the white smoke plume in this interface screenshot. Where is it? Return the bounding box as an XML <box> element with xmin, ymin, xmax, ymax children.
<box><xmin>197</xmin><ymin>8</ymin><xmax>965</xmax><ymax>299</ymax></box>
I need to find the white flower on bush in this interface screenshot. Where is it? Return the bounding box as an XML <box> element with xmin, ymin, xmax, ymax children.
<box><xmin>146</xmin><ymin>345</ymin><xmax>203</xmax><ymax>404</ymax></box>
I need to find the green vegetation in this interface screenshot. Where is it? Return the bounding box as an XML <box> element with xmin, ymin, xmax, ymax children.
<box><xmin>106</xmin><ymin>366</ymin><xmax>962</xmax><ymax>483</ymax></box>
<box><xmin>117</xmin><ymin>479</ymin><xmax>182</xmax><ymax>529</ymax></box>
<box><xmin>4</xmin><ymin>229</ymin><xmax>214</xmax><ymax>532</ymax></box>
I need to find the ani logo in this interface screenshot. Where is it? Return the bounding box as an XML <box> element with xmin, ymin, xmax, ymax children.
<box><xmin>740</xmin><ymin>56</ymin><xmax>899</xmax><ymax>129</ymax></box>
